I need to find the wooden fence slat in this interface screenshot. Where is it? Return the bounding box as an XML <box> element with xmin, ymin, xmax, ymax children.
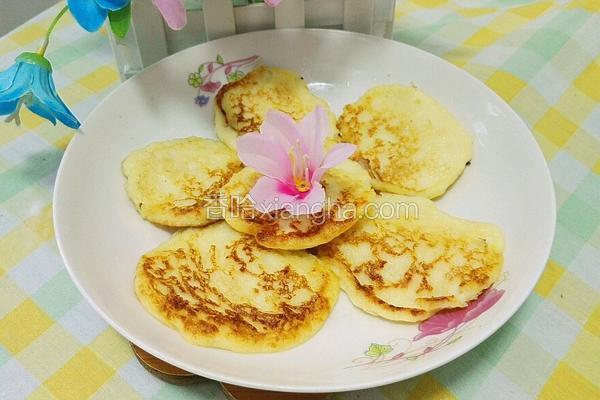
<box><xmin>234</xmin><ymin>4</ymin><xmax>274</xmax><ymax>33</ymax></box>
<box><xmin>131</xmin><ymin>0</ymin><xmax>168</xmax><ymax>66</ymax></box>
<box><xmin>165</xmin><ymin>9</ymin><xmax>206</xmax><ymax>54</ymax></box>
<box><xmin>275</xmin><ymin>0</ymin><xmax>305</xmax><ymax>28</ymax></box>
<box><xmin>343</xmin><ymin>0</ymin><xmax>374</xmax><ymax>34</ymax></box>
<box><xmin>203</xmin><ymin>0</ymin><xmax>236</xmax><ymax>40</ymax></box>
<box><xmin>110</xmin><ymin>0</ymin><xmax>396</xmax><ymax>77</ymax></box>
<box><xmin>305</xmin><ymin>0</ymin><xmax>344</xmax><ymax>28</ymax></box>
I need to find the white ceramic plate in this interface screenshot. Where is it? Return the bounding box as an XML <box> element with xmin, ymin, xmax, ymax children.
<box><xmin>54</xmin><ymin>30</ymin><xmax>555</xmax><ymax>393</ymax></box>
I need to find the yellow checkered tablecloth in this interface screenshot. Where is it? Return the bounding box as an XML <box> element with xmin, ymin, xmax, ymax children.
<box><xmin>0</xmin><ymin>1</ymin><xmax>599</xmax><ymax>399</ymax></box>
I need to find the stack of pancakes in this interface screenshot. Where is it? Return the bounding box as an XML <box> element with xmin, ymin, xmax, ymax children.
<box><xmin>123</xmin><ymin>66</ymin><xmax>504</xmax><ymax>353</ymax></box>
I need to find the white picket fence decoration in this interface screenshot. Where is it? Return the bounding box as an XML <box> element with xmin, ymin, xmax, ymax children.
<box><xmin>109</xmin><ymin>0</ymin><xmax>395</xmax><ymax>80</ymax></box>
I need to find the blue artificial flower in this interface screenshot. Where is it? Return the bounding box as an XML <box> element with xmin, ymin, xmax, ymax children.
<box><xmin>0</xmin><ymin>52</ymin><xmax>80</xmax><ymax>128</ymax></box>
<box><xmin>67</xmin><ymin>0</ymin><xmax>130</xmax><ymax>32</ymax></box>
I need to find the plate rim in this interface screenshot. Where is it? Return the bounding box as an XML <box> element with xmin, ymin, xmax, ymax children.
<box><xmin>53</xmin><ymin>28</ymin><xmax>557</xmax><ymax>393</ymax></box>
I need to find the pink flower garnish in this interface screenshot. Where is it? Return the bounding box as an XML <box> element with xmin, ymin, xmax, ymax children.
<box><xmin>236</xmin><ymin>107</ymin><xmax>356</xmax><ymax>215</ymax></box>
<box><xmin>265</xmin><ymin>0</ymin><xmax>283</xmax><ymax>7</ymax></box>
<box><xmin>413</xmin><ymin>288</ymin><xmax>505</xmax><ymax>341</ymax></box>
<box><xmin>152</xmin><ymin>0</ymin><xmax>187</xmax><ymax>30</ymax></box>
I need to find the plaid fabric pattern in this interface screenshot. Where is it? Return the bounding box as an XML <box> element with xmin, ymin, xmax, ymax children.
<box><xmin>0</xmin><ymin>1</ymin><xmax>598</xmax><ymax>399</ymax></box>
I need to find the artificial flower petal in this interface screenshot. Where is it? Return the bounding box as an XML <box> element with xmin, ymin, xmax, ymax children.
<box><xmin>264</xmin><ymin>0</ymin><xmax>283</xmax><ymax>6</ymax></box>
<box><xmin>260</xmin><ymin>109</ymin><xmax>301</xmax><ymax>151</ymax></box>
<box><xmin>312</xmin><ymin>143</ymin><xmax>356</xmax><ymax>182</ymax></box>
<box><xmin>249</xmin><ymin>176</ymin><xmax>299</xmax><ymax>213</ymax></box>
<box><xmin>284</xmin><ymin>181</ymin><xmax>326</xmax><ymax>215</ymax></box>
<box><xmin>0</xmin><ymin>64</ymin><xmax>20</xmax><ymax>91</ymax></box>
<box><xmin>0</xmin><ymin>99</ymin><xmax>18</xmax><ymax>115</ymax></box>
<box><xmin>96</xmin><ymin>0</ymin><xmax>130</xmax><ymax>11</ymax></box>
<box><xmin>236</xmin><ymin>133</ymin><xmax>293</xmax><ymax>182</ymax></box>
<box><xmin>27</xmin><ymin>100</ymin><xmax>57</xmax><ymax>125</ymax></box>
<box><xmin>297</xmin><ymin>106</ymin><xmax>328</xmax><ymax>169</ymax></box>
<box><xmin>321</xmin><ymin>143</ymin><xmax>356</xmax><ymax>169</ymax></box>
<box><xmin>67</xmin><ymin>0</ymin><xmax>109</xmax><ymax>32</ymax></box>
<box><xmin>152</xmin><ymin>0</ymin><xmax>187</xmax><ymax>30</ymax></box>
<box><xmin>0</xmin><ymin>64</ymin><xmax>31</xmax><ymax>102</ymax></box>
<box><xmin>31</xmin><ymin>67</ymin><xmax>80</xmax><ymax>128</ymax></box>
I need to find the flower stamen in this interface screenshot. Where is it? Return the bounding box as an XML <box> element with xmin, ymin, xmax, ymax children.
<box><xmin>289</xmin><ymin>140</ymin><xmax>311</xmax><ymax>192</ymax></box>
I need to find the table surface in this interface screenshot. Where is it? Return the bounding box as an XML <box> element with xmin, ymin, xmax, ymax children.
<box><xmin>0</xmin><ymin>1</ymin><xmax>599</xmax><ymax>399</ymax></box>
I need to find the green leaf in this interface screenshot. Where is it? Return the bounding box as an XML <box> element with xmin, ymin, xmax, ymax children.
<box><xmin>109</xmin><ymin>3</ymin><xmax>131</xmax><ymax>39</ymax></box>
<box><xmin>198</xmin><ymin>64</ymin><xmax>204</xmax><ymax>74</ymax></box>
<box><xmin>216</xmin><ymin>54</ymin><xmax>224</xmax><ymax>64</ymax></box>
<box><xmin>364</xmin><ymin>343</ymin><xmax>393</xmax><ymax>358</ymax></box>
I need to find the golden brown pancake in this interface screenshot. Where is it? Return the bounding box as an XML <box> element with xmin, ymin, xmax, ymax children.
<box><xmin>122</xmin><ymin>137</ymin><xmax>242</xmax><ymax>227</ymax></box>
<box><xmin>215</xmin><ymin>66</ymin><xmax>338</xmax><ymax>149</ymax></box>
<box><xmin>135</xmin><ymin>222</ymin><xmax>339</xmax><ymax>353</ymax></box>
<box><xmin>318</xmin><ymin>193</ymin><xmax>504</xmax><ymax>322</ymax></box>
<box><xmin>221</xmin><ymin>160</ymin><xmax>375</xmax><ymax>250</ymax></box>
<box><xmin>337</xmin><ymin>84</ymin><xmax>473</xmax><ymax>199</ymax></box>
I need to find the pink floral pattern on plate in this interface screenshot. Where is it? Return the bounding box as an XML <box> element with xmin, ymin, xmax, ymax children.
<box><xmin>187</xmin><ymin>54</ymin><xmax>259</xmax><ymax>106</ymax></box>
<box><xmin>349</xmin><ymin>275</ymin><xmax>507</xmax><ymax>368</ymax></box>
